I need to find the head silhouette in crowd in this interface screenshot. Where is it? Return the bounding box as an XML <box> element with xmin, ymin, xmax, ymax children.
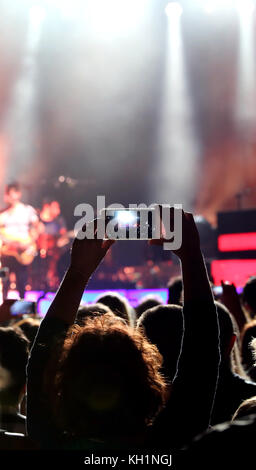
<box><xmin>215</xmin><ymin>302</ymin><xmax>238</xmax><ymax>366</ymax></box>
<box><xmin>167</xmin><ymin>277</ymin><xmax>183</xmax><ymax>306</ymax></box>
<box><xmin>96</xmin><ymin>292</ymin><xmax>133</xmax><ymax>325</ymax></box>
<box><xmin>0</xmin><ymin>326</ymin><xmax>29</xmax><ymax>433</ymax></box>
<box><xmin>135</xmin><ymin>296</ymin><xmax>163</xmax><ymax>321</ymax></box>
<box><xmin>242</xmin><ymin>277</ymin><xmax>256</xmax><ymax>318</ymax></box>
<box><xmin>210</xmin><ymin>302</ymin><xmax>256</xmax><ymax>426</ymax></box>
<box><xmin>137</xmin><ymin>305</ymin><xmax>184</xmax><ymax>382</ymax></box>
<box><xmin>47</xmin><ymin>313</ymin><xmax>167</xmax><ymax>447</ymax></box>
<box><xmin>14</xmin><ymin>318</ymin><xmax>41</xmax><ymax>349</ymax></box>
<box><xmin>214</xmin><ymin>300</ymin><xmax>251</xmax><ymax>378</ymax></box>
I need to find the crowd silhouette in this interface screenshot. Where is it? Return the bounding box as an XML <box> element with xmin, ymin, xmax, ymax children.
<box><xmin>0</xmin><ymin>210</ymin><xmax>256</xmax><ymax>468</ymax></box>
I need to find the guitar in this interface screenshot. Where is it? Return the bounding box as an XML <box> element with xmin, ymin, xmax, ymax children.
<box><xmin>0</xmin><ymin>230</ymin><xmax>37</xmax><ymax>266</ymax></box>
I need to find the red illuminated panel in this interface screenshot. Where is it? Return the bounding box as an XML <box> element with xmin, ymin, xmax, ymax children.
<box><xmin>211</xmin><ymin>259</ymin><xmax>256</xmax><ymax>287</ymax></box>
<box><xmin>218</xmin><ymin>233</ymin><xmax>256</xmax><ymax>252</ymax></box>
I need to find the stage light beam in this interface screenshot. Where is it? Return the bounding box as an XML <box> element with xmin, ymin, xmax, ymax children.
<box><xmin>235</xmin><ymin>0</ymin><xmax>256</xmax><ymax>125</ymax></box>
<box><xmin>236</xmin><ymin>0</ymin><xmax>255</xmax><ymax>17</ymax></box>
<box><xmin>165</xmin><ymin>2</ymin><xmax>183</xmax><ymax>19</ymax></box>
<box><xmin>156</xmin><ymin>3</ymin><xmax>199</xmax><ymax>206</ymax></box>
<box><xmin>3</xmin><ymin>3</ymin><xmax>45</xmax><ymax>182</ymax></box>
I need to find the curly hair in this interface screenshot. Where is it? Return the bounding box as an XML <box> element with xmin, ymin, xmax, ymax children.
<box><xmin>48</xmin><ymin>313</ymin><xmax>167</xmax><ymax>440</ymax></box>
<box><xmin>75</xmin><ymin>303</ymin><xmax>112</xmax><ymax>326</ymax></box>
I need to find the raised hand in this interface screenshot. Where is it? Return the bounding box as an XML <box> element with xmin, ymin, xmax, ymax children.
<box><xmin>45</xmin><ymin>220</ymin><xmax>115</xmax><ymax>324</ymax></box>
<box><xmin>71</xmin><ymin>220</ymin><xmax>114</xmax><ymax>277</ymax></box>
<box><xmin>221</xmin><ymin>281</ymin><xmax>239</xmax><ymax>309</ymax></box>
<box><xmin>149</xmin><ymin>208</ymin><xmax>201</xmax><ymax>260</ymax></box>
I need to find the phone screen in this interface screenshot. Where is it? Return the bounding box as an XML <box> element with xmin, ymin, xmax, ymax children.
<box><xmin>101</xmin><ymin>208</ymin><xmax>156</xmax><ymax>240</ymax></box>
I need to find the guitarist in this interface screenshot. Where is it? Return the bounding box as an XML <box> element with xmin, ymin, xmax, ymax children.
<box><xmin>0</xmin><ymin>182</ymin><xmax>40</xmax><ymax>299</ymax></box>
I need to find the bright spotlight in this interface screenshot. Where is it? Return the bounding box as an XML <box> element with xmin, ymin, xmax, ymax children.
<box><xmin>203</xmin><ymin>1</ymin><xmax>216</xmax><ymax>13</ymax></box>
<box><xmin>236</xmin><ymin>0</ymin><xmax>255</xmax><ymax>16</ymax></box>
<box><xmin>203</xmin><ymin>0</ymin><xmax>255</xmax><ymax>15</ymax></box>
<box><xmin>165</xmin><ymin>2</ymin><xmax>183</xmax><ymax>19</ymax></box>
<box><xmin>29</xmin><ymin>5</ymin><xmax>46</xmax><ymax>28</ymax></box>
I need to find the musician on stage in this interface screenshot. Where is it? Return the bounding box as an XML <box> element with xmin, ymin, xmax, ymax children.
<box><xmin>39</xmin><ymin>198</ymin><xmax>67</xmax><ymax>240</ymax></box>
<box><xmin>0</xmin><ymin>182</ymin><xmax>39</xmax><ymax>299</ymax></box>
<box><xmin>37</xmin><ymin>198</ymin><xmax>68</xmax><ymax>290</ymax></box>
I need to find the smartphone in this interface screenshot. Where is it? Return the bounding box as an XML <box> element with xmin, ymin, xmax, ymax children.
<box><xmin>100</xmin><ymin>208</ymin><xmax>158</xmax><ymax>240</ymax></box>
<box><xmin>10</xmin><ymin>300</ymin><xmax>36</xmax><ymax>316</ymax></box>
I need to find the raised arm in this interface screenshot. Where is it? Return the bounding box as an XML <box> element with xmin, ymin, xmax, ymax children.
<box><xmin>149</xmin><ymin>210</ymin><xmax>220</xmax><ymax>448</ymax></box>
<box><xmin>174</xmin><ymin>212</ymin><xmax>220</xmax><ymax>440</ymax></box>
<box><xmin>26</xmin><ymin>225</ymin><xmax>114</xmax><ymax>444</ymax></box>
<box><xmin>45</xmin><ymin>232</ymin><xmax>114</xmax><ymax>324</ymax></box>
